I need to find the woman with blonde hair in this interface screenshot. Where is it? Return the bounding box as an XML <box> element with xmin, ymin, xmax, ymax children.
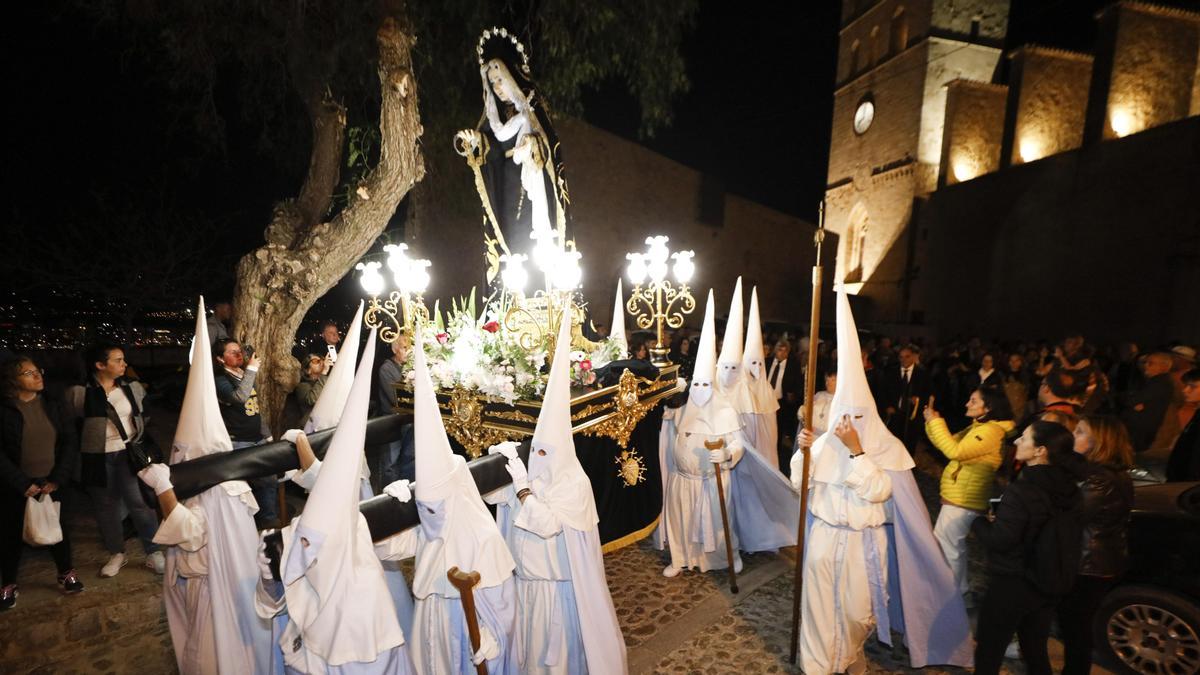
<box><xmin>1059</xmin><ymin>415</ymin><xmax>1134</xmax><ymax>675</ymax></box>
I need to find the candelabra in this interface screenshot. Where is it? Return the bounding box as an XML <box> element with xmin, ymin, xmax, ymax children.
<box><xmin>356</xmin><ymin>243</ymin><xmax>431</xmax><ymax>344</ymax></box>
<box><xmin>498</xmin><ymin>229</ymin><xmax>584</xmax><ymax>360</ymax></box>
<box><xmin>625</xmin><ymin>236</ymin><xmax>696</xmax><ymax>366</ymax></box>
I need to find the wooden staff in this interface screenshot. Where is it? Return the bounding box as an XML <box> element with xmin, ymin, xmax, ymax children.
<box><xmin>789</xmin><ymin>201</ymin><xmax>826</xmax><ymax>664</ymax></box>
<box><xmin>447</xmin><ymin>567</ymin><xmax>489</xmax><ymax>675</ymax></box>
<box><xmin>705</xmin><ymin>438</ymin><xmax>738</xmax><ymax>594</ymax></box>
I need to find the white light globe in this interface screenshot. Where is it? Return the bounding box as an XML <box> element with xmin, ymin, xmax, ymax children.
<box><xmin>626</xmin><ymin>253</ymin><xmax>647</xmax><ymax>285</ymax></box>
<box><xmin>553</xmin><ymin>250</ymin><xmax>583</xmax><ymax>290</ymax></box>
<box><xmin>645</xmin><ymin>235</ymin><xmax>670</xmax><ymax>264</ymax></box>
<box><xmin>410</xmin><ymin>259</ymin><xmax>432</xmax><ymax>293</ymax></box>
<box><xmin>383</xmin><ymin>243</ymin><xmax>409</xmax><ymax>276</ymax></box>
<box><xmin>356</xmin><ymin>261</ymin><xmax>385</xmax><ymax>296</ymax></box>
<box><xmin>501</xmin><ymin>253</ymin><xmax>528</xmax><ymax>292</ymax></box>
<box><xmin>672</xmin><ymin>250</ymin><xmax>695</xmax><ymax>283</ymax></box>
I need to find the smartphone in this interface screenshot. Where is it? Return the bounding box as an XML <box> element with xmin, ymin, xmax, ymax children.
<box><xmin>988</xmin><ymin>497</ymin><xmax>1002</xmax><ymax>516</ymax></box>
<box><xmin>327</xmin><ymin>344</ymin><xmax>338</xmax><ymax>363</ymax></box>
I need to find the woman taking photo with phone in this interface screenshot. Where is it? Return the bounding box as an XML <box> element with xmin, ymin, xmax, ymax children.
<box><xmin>923</xmin><ymin>388</ymin><xmax>1014</xmax><ymax>601</ymax></box>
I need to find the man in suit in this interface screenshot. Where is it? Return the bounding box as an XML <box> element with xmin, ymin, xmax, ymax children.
<box><xmin>766</xmin><ymin>339</ymin><xmax>803</xmax><ymax>474</ymax></box>
<box><xmin>876</xmin><ymin>344</ymin><xmax>931</xmax><ymax>454</ymax></box>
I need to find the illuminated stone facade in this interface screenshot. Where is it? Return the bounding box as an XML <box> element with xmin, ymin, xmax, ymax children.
<box><xmin>828</xmin><ymin>0</ymin><xmax>1200</xmax><ymax>335</ymax></box>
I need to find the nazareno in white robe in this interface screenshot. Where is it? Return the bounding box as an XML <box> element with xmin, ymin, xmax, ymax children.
<box><xmin>153</xmin><ymin>481</ymin><xmax>275</xmax><ymax>675</ymax></box>
<box><xmin>797</xmin><ymin>433</ymin><xmax>894</xmax><ymax>675</ymax></box>
<box><xmin>661</xmin><ymin>399</ymin><xmax>747</xmax><ymax>572</ymax></box>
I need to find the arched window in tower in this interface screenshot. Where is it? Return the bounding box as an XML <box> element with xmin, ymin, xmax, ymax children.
<box><xmin>869</xmin><ymin>27</ymin><xmax>880</xmax><ymax>65</ymax></box>
<box><xmin>844</xmin><ymin>203</ymin><xmax>869</xmax><ymax>283</ymax></box>
<box><xmin>850</xmin><ymin>39</ymin><xmax>862</xmax><ymax>76</ymax></box>
<box><xmin>890</xmin><ymin>7</ymin><xmax>909</xmax><ymax>54</ymax></box>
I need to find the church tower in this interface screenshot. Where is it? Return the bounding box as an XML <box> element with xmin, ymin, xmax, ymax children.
<box><xmin>824</xmin><ymin>0</ymin><xmax>1009</xmax><ymax>323</ymax></box>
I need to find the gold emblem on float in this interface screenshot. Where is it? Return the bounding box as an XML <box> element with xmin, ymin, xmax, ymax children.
<box><xmin>615</xmin><ymin>449</ymin><xmax>647</xmax><ymax>487</ymax></box>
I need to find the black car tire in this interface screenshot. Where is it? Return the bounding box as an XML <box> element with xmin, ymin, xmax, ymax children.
<box><xmin>1093</xmin><ymin>584</ymin><xmax>1200</xmax><ymax>675</ymax></box>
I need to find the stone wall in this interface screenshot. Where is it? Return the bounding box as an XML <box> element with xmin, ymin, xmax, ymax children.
<box><xmin>940</xmin><ymin>79</ymin><xmax>1007</xmax><ymax>186</ymax></box>
<box><xmin>410</xmin><ymin>117</ymin><xmax>824</xmax><ymax>330</ymax></box>
<box><xmin>1085</xmin><ymin>2</ymin><xmax>1200</xmax><ymax>141</ymax></box>
<box><xmin>1004</xmin><ymin>46</ymin><xmax>1093</xmax><ymax>165</ymax></box>
<box><xmin>914</xmin><ymin>115</ymin><xmax>1200</xmax><ymax>345</ymax></box>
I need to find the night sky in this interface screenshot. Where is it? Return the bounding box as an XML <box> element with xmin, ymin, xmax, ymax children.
<box><xmin>4</xmin><ymin>0</ymin><xmax>1178</xmax><ymax>312</ymax></box>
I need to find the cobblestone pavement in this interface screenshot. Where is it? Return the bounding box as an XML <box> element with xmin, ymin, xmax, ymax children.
<box><xmin>0</xmin><ymin>444</ymin><xmax>1116</xmax><ymax>674</ymax></box>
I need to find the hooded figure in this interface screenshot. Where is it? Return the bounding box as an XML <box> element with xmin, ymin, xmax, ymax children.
<box><xmin>291</xmin><ymin>304</ymin><xmax>376</xmax><ymax>496</ymax></box>
<box><xmin>658</xmin><ymin>290</ymin><xmax>746</xmax><ymax>576</ymax></box>
<box><xmin>792</xmin><ymin>292</ymin><xmax>973</xmax><ymax>674</ymax></box>
<box><xmin>610</xmin><ymin>279</ymin><xmax>628</xmax><ymax>358</ymax></box>
<box><xmin>716</xmin><ymin>277</ymin><xmax>756</xmax><ymax>417</ymax></box>
<box><xmin>739</xmin><ymin>286</ymin><xmax>779</xmax><ymax>468</ymax></box>
<box><xmin>257</xmin><ymin>327</ymin><xmax>415</xmax><ymax>673</ymax></box>
<box><xmin>376</xmin><ymin>333</ymin><xmax>519</xmax><ymax>674</ymax></box>
<box><xmin>137</xmin><ymin>297</ymin><xmax>274</xmax><ymax>674</ymax></box>
<box><xmin>485</xmin><ymin>307</ymin><xmax>627</xmax><ymax>674</ymax></box>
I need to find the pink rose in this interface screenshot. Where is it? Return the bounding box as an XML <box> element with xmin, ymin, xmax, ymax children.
<box><xmin>482</xmin><ymin>321</ymin><xmax>500</xmax><ymax>333</ymax></box>
<box><xmin>436</xmin><ymin>332</ymin><xmax>450</xmax><ymax>344</ymax></box>
<box><xmin>579</xmin><ymin>359</ymin><xmax>592</xmax><ymax>372</ymax></box>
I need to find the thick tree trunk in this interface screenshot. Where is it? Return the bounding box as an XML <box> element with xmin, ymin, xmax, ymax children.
<box><xmin>230</xmin><ymin>10</ymin><xmax>425</xmax><ymax>436</ymax></box>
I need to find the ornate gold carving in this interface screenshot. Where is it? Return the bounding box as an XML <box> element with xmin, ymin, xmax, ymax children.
<box><xmin>615</xmin><ymin>449</ymin><xmax>647</xmax><ymax>487</ymax></box>
<box><xmin>488</xmin><ymin>408</ymin><xmax>539</xmax><ymax>425</ymax></box>
<box><xmin>441</xmin><ymin>386</ymin><xmax>520</xmax><ymax>458</ymax></box>
<box><xmin>581</xmin><ymin>369</ymin><xmax>653</xmax><ymax>447</ymax></box>
<box><xmin>571</xmin><ymin>401</ymin><xmax>613</xmax><ymax>422</ymax></box>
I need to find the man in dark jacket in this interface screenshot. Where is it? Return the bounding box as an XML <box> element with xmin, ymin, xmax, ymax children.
<box><xmin>876</xmin><ymin>344</ymin><xmax>931</xmax><ymax>453</ymax></box>
<box><xmin>765</xmin><ymin>340</ymin><xmax>802</xmax><ymax>472</ymax></box>
<box><xmin>1120</xmin><ymin>352</ymin><xmax>1177</xmax><ymax>453</ymax></box>
<box><xmin>213</xmin><ymin>338</ymin><xmax>276</xmax><ymax>526</ymax></box>
<box><xmin>1167</xmin><ymin>369</ymin><xmax>1200</xmax><ymax>481</ymax></box>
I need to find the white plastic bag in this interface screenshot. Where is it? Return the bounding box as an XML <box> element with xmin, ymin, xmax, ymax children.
<box><xmin>23</xmin><ymin>494</ymin><xmax>63</xmax><ymax>546</ymax></box>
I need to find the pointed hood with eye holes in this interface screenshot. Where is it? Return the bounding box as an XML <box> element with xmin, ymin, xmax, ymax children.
<box><xmin>810</xmin><ymin>291</ymin><xmax>913</xmax><ymax>478</ymax></box>
<box><xmin>716</xmin><ymin>277</ymin><xmax>755</xmax><ymax>413</ymax></box>
<box><xmin>279</xmin><ymin>327</ymin><xmax>407</xmax><ymax>665</ymax></box>
<box><xmin>678</xmin><ymin>290</ymin><xmax>741</xmax><ymax>435</ymax></box>
<box><xmin>305</xmin><ymin>301</ymin><xmax>364</xmax><ymax>432</ymax></box>
<box><xmin>610</xmin><ymin>279</ymin><xmax>628</xmax><ymax>358</ymax></box>
<box><xmin>171</xmin><ymin>297</ymin><xmax>234</xmax><ymax>465</ymax></box>
<box><xmin>527</xmin><ymin>305</ymin><xmax>598</xmax><ymax>531</ymax></box>
<box><xmin>409</xmin><ymin>329</ymin><xmax>514</xmax><ymax>599</ymax></box>
<box><xmin>742</xmin><ymin>287</ymin><xmax>779</xmax><ymax>413</ymax></box>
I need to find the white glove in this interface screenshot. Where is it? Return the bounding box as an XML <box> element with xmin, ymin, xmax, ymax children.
<box><xmin>383</xmin><ymin>479</ymin><xmax>412</xmax><ymax>503</ymax></box>
<box><xmin>138</xmin><ymin>463</ymin><xmax>173</xmax><ymax>495</ymax></box>
<box><xmin>257</xmin><ymin>530</ymin><xmax>276</xmax><ymax>581</ymax></box>
<box><xmin>487</xmin><ymin>441</ymin><xmax>520</xmax><ymax>461</ymax></box>
<box><xmin>708</xmin><ymin>447</ymin><xmax>731</xmax><ymax>464</ymax></box>
<box><xmin>472</xmin><ymin>626</ymin><xmax>500</xmax><ymax>665</ymax></box>
<box><xmin>505</xmin><ymin>456</ymin><xmax>529</xmax><ymax>493</ymax></box>
<box><xmin>282</xmin><ymin>429</ymin><xmax>302</xmax><ymax>444</ymax></box>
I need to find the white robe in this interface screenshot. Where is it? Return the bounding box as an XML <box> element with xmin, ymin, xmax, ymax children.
<box><xmin>376</xmin><ymin>529</ymin><xmax>519</xmax><ymax>675</ymax></box>
<box><xmin>794</xmin><ymin>441</ymin><xmax>893</xmax><ymax>675</ymax></box>
<box><xmin>739</xmin><ymin>411</ymin><xmax>778</xmax><ymax>470</ymax></box>
<box><xmin>663</xmin><ymin>421</ymin><xmax>748</xmax><ymax>572</ymax></box>
<box><xmin>153</xmin><ymin>483</ymin><xmax>274</xmax><ymax>675</ymax></box>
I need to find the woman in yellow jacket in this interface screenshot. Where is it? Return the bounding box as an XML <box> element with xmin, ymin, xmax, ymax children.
<box><xmin>924</xmin><ymin>387</ymin><xmax>1015</xmax><ymax>598</ymax></box>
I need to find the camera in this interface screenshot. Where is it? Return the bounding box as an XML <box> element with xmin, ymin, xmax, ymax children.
<box><xmin>243</xmin><ymin>345</ymin><xmax>255</xmax><ymax>360</ymax></box>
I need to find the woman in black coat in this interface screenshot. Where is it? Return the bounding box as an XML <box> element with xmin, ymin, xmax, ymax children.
<box><xmin>0</xmin><ymin>355</ymin><xmax>84</xmax><ymax>610</ymax></box>
<box><xmin>972</xmin><ymin>420</ymin><xmax>1083</xmax><ymax>675</ymax></box>
<box><xmin>1062</xmin><ymin>415</ymin><xmax>1134</xmax><ymax>675</ymax></box>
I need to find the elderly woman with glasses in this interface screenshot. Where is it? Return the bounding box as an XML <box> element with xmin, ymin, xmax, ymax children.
<box><xmin>1</xmin><ymin>355</ymin><xmax>84</xmax><ymax>609</ymax></box>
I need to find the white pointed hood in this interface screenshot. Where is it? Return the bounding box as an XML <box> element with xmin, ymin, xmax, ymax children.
<box><xmin>528</xmin><ymin>305</ymin><xmax>598</xmax><ymax>531</ymax></box>
<box><xmin>410</xmin><ymin>330</ymin><xmax>515</xmax><ymax>598</ymax></box>
<box><xmin>306</xmin><ymin>301</ymin><xmax>364</xmax><ymax>432</ymax></box>
<box><xmin>280</xmin><ymin>327</ymin><xmax>406</xmax><ymax>665</ymax></box>
<box><xmin>611</xmin><ymin>279</ymin><xmax>628</xmax><ymax>358</ymax></box>
<box><xmin>812</xmin><ymin>292</ymin><xmax>914</xmax><ymax>475</ymax></box>
<box><xmin>678</xmin><ymin>290</ymin><xmax>741</xmax><ymax>435</ymax></box>
<box><xmin>742</xmin><ymin>287</ymin><xmax>779</xmax><ymax>413</ymax></box>
<box><xmin>716</xmin><ymin>277</ymin><xmax>756</xmax><ymax>413</ymax></box>
<box><xmin>171</xmin><ymin>297</ymin><xmax>233</xmax><ymax>464</ymax></box>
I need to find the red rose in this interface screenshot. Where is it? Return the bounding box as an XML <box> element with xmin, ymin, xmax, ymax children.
<box><xmin>436</xmin><ymin>332</ymin><xmax>450</xmax><ymax>344</ymax></box>
<box><xmin>579</xmin><ymin>359</ymin><xmax>592</xmax><ymax>372</ymax></box>
<box><xmin>482</xmin><ymin>321</ymin><xmax>500</xmax><ymax>333</ymax></box>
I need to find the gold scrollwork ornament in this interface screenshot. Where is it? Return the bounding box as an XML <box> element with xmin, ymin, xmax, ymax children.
<box><xmin>441</xmin><ymin>386</ymin><xmax>519</xmax><ymax>458</ymax></box>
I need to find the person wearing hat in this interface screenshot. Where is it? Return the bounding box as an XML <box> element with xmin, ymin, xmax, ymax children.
<box><xmin>255</xmin><ymin>328</ymin><xmax>415</xmax><ymax>673</ymax></box>
<box><xmin>793</xmin><ymin>292</ymin><xmax>972</xmax><ymax>675</ymax></box>
<box><xmin>376</xmin><ymin>335</ymin><xmax>519</xmax><ymax>674</ymax></box>
<box><xmin>485</xmin><ymin>307</ymin><xmax>627</xmax><ymax>674</ymax></box>
<box><xmin>136</xmin><ymin>299</ymin><xmax>274</xmax><ymax>674</ymax></box>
